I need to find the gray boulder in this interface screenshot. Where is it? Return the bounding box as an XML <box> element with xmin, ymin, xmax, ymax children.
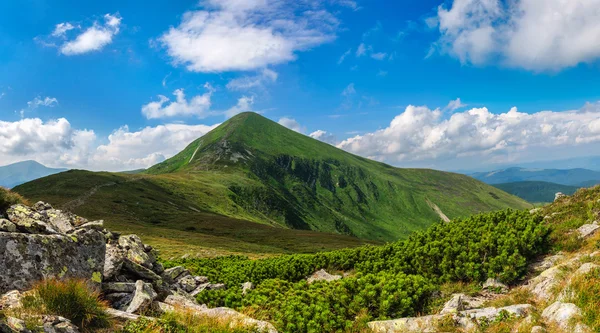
<box><xmin>577</xmin><ymin>222</ymin><xmax>600</xmax><ymax>239</ymax></box>
<box><xmin>0</xmin><ymin>219</ymin><xmax>16</xmax><ymax>233</ymax></box>
<box><xmin>242</xmin><ymin>282</ymin><xmax>254</xmax><ymax>295</ymax></box>
<box><xmin>178</xmin><ymin>275</ymin><xmax>198</xmax><ymax>293</ymax></box>
<box><xmin>126</xmin><ymin>280</ymin><xmax>157</xmax><ymax>314</ymax></box>
<box><xmin>103</xmin><ymin>244</ymin><xmax>125</xmax><ymax>281</ymax></box>
<box><xmin>0</xmin><ymin>229</ymin><xmax>105</xmax><ymax>293</ymax></box>
<box><xmin>542</xmin><ymin>302</ymin><xmax>584</xmax><ymax>331</ymax></box>
<box><xmin>482</xmin><ymin>278</ymin><xmax>508</xmax><ymax>293</ymax></box>
<box><xmin>307</xmin><ymin>269</ymin><xmax>342</xmax><ymax>284</ymax></box>
<box><xmin>118</xmin><ymin>235</ymin><xmax>156</xmax><ymax>269</ymax></box>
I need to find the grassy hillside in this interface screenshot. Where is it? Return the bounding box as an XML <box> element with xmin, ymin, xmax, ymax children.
<box><xmin>146</xmin><ymin>112</ymin><xmax>529</xmax><ymax>240</ymax></box>
<box><xmin>15</xmin><ymin>112</ymin><xmax>529</xmax><ymax>257</ymax></box>
<box><xmin>494</xmin><ymin>181</ymin><xmax>579</xmax><ymax>203</ymax></box>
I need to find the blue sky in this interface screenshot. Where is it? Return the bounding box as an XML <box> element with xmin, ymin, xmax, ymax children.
<box><xmin>1</xmin><ymin>0</ymin><xmax>600</xmax><ymax>171</ymax></box>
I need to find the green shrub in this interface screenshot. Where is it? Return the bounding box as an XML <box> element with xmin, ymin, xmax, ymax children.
<box><xmin>163</xmin><ymin>209</ymin><xmax>549</xmax><ymax>333</ymax></box>
<box><xmin>21</xmin><ymin>279</ymin><xmax>110</xmax><ymax>331</ymax></box>
<box><xmin>0</xmin><ymin>187</ymin><xmax>27</xmax><ymax>214</ymax></box>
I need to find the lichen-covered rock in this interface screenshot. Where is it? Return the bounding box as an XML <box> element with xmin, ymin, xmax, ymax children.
<box><xmin>307</xmin><ymin>269</ymin><xmax>342</xmax><ymax>284</ymax></box>
<box><xmin>77</xmin><ymin>221</ymin><xmax>104</xmax><ymax>231</ymax></box>
<box><xmin>530</xmin><ymin>254</ymin><xmax>565</xmax><ymax>272</ymax></box>
<box><xmin>122</xmin><ymin>259</ymin><xmax>161</xmax><ymax>282</ymax></box>
<box><xmin>163</xmin><ymin>295</ymin><xmax>277</xmax><ymax>333</ymax></box>
<box><xmin>526</xmin><ymin>265</ymin><xmax>561</xmax><ymax>301</ymax></box>
<box><xmin>194</xmin><ymin>276</ymin><xmax>209</xmax><ymax>284</ymax></box>
<box><xmin>42</xmin><ymin>315</ymin><xmax>80</xmax><ymax>333</ymax></box>
<box><xmin>542</xmin><ymin>302</ymin><xmax>583</xmax><ymax>331</ymax></box>
<box><xmin>207</xmin><ymin>283</ymin><xmax>226</xmax><ymax>290</ymax></box>
<box><xmin>178</xmin><ymin>275</ymin><xmax>198</xmax><ymax>293</ymax></box>
<box><xmin>0</xmin><ymin>229</ymin><xmax>105</xmax><ymax>293</ymax></box>
<box><xmin>102</xmin><ymin>282</ymin><xmax>136</xmax><ymax>293</ymax></box>
<box><xmin>0</xmin><ymin>219</ymin><xmax>16</xmax><ymax>233</ymax></box>
<box><xmin>482</xmin><ymin>278</ymin><xmax>508</xmax><ymax>293</ymax></box>
<box><xmin>242</xmin><ymin>282</ymin><xmax>254</xmax><ymax>295</ymax></box>
<box><xmin>126</xmin><ymin>280</ymin><xmax>157</xmax><ymax>314</ymax></box>
<box><xmin>162</xmin><ymin>266</ymin><xmax>187</xmax><ymax>282</ymax></box>
<box><xmin>440</xmin><ymin>294</ymin><xmax>466</xmax><ymax>314</ymax></box>
<box><xmin>45</xmin><ymin>210</ymin><xmax>75</xmax><ymax>234</ymax></box>
<box><xmin>103</xmin><ymin>244</ymin><xmax>125</xmax><ymax>281</ymax></box>
<box><xmin>577</xmin><ymin>222</ymin><xmax>600</xmax><ymax>239</ymax></box>
<box><xmin>118</xmin><ymin>235</ymin><xmax>156</xmax><ymax>269</ymax></box>
<box><xmin>0</xmin><ymin>290</ymin><xmax>23</xmax><ymax>310</ymax></box>
<box><xmin>367</xmin><ymin>304</ymin><xmax>533</xmax><ymax>333</ymax></box>
<box><xmin>6</xmin><ymin>317</ymin><xmax>29</xmax><ymax>333</ymax></box>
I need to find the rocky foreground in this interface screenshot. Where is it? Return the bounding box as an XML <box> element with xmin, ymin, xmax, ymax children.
<box><xmin>0</xmin><ymin>202</ymin><xmax>277</xmax><ymax>333</ymax></box>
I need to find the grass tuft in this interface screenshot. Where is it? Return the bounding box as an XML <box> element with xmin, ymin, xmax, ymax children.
<box><xmin>20</xmin><ymin>279</ymin><xmax>111</xmax><ymax>331</ymax></box>
<box><xmin>0</xmin><ymin>187</ymin><xmax>28</xmax><ymax>214</ymax></box>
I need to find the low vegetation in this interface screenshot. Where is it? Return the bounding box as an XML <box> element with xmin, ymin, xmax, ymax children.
<box><xmin>164</xmin><ymin>209</ymin><xmax>549</xmax><ymax>332</ymax></box>
<box><xmin>19</xmin><ymin>279</ymin><xmax>111</xmax><ymax>331</ymax></box>
<box><xmin>120</xmin><ymin>312</ymin><xmax>260</xmax><ymax>333</ymax></box>
<box><xmin>0</xmin><ymin>187</ymin><xmax>27</xmax><ymax>214</ymax></box>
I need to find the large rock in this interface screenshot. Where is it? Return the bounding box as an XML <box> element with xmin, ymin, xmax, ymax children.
<box><xmin>103</xmin><ymin>244</ymin><xmax>125</xmax><ymax>281</ymax></box>
<box><xmin>526</xmin><ymin>265</ymin><xmax>562</xmax><ymax>301</ymax></box>
<box><xmin>482</xmin><ymin>278</ymin><xmax>508</xmax><ymax>294</ymax></box>
<box><xmin>162</xmin><ymin>266</ymin><xmax>187</xmax><ymax>282</ymax></box>
<box><xmin>6</xmin><ymin>204</ymin><xmax>58</xmax><ymax>234</ymax></box>
<box><xmin>126</xmin><ymin>280</ymin><xmax>157</xmax><ymax>314</ymax></box>
<box><xmin>0</xmin><ymin>229</ymin><xmax>105</xmax><ymax>293</ymax></box>
<box><xmin>0</xmin><ymin>219</ymin><xmax>16</xmax><ymax>233</ymax></box>
<box><xmin>368</xmin><ymin>304</ymin><xmax>533</xmax><ymax>333</ymax></box>
<box><xmin>440</xmin><ymin>294</ymin><xmax>466</xmax><ymax>315</ymax></box>
<box><xmin>577</xmin><ymin>222</ymin><xmax>600</xmax><ymax>239</ymax></box>
<box><xmin>164</xmin><ymin>295</ymin><xmax>277</xmax><ymax>333</ymax></box>
<box><xmin>307</xmin><ymin>269</ymin><xmax>342</xmax><ymax>284</ymax></box>
<box><xmin>178</xmin><ymin>275</ymin><xmax>198</xmax><ymax>293</ymax></box>
<box><xmin>118</xmin><ymin>235</ymin><xmax>156</xmax><ymax>269</ymax></box>
<box><xmin>45</xmin><ymin>210</ymin><xmax>76</xmax><ymax>234</ymax></box>
<box><xmin>542</xmin><ymin>302</ymin><xmax>584</xmax><ymax>331</ymax></box>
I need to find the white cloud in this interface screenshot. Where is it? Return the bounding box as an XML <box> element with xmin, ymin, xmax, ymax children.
<box><xmin>341</xmin><ymin>83</ymin><xmax>356</xmax><ymax>96</ymax></box>
<box><xmin>278</xmin><ymin>117</ymin><xmax>304</xmax><ymax>133</ymax></box>
<box><xmin>52</xmin><ymin>23</ymin><xmax>75</xmax><ymax>37</ymax></box>
<box><xmin>159</xmin><ymin>0</ymin><xmax>344</xmax><ymax>73</ymax></box>
<box><xmin>337</xmin><ymin>101</ymin><xmax>600</xmax><ymax>167</ymax></box>
<box><xmin>92</xmin><ymin>123</ymin><xmax>218</xmax><ymax>170</ymax></box>
<box><xmin>371</xmin><ymin>52</ymin><xmax>388</xmax><ymax>61</ymax></box>
<box><xmin>0</xmin><ymin>117</ymin><xmax>221</xmax><ymax>171</ymax></box>
<box><xmin>224</xmin><ymin>96</ymin><xmax>254</xmax><ymax>118</ymax></box>
<box><xmin>60</xmin><ymin>13</ymin><xmax>121</xmax><ymax>55</ymax></box>
<box><xmin>356</xmin><ymin>43</ymin><xmax>367</xmax><ymax>57</ymax></box>
<box><xmin>141</xmin><ymin>83</ymin><xmax>215</xmax><ymax>119</ymax></box>
<box><xmin>444</xmin><ymin>98</ymin><xmax>466</xmax><ymax>112</ymax></box>
<box><xmin>0</xmin><ymin>118</ymin><xmax>96</xmax><ymax>168</ymax></box>
<box><xmin>309</xmin><ymin>130</ymin><xmax>337</xmax><ymax>145</ymax></box>
<box><xmin>435</xmin><ymin>0</ymin><xmax>600</xmax><ymax>71</ymax></box>
<box><xmin>377</xmin><ymin>70</ymin><xmax>388</xmax><ymax>77</ymax></box>
<box><xmin>226</xmin><ymin>69</ymin><xmax>278</xmax><ymax>91</ymax></box>
<box><xmin>338</xmin><ymin>48</ymin><xmax>352</xmax><ymax>65</ymax></box>
<box><xmin>28</xmin><ymin>96</ymin><xmax>58</xmax><ymax>109</ymax></box>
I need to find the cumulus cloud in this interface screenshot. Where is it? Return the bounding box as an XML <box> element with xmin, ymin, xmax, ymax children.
<box><xmin>434</xmin><ymin>0</ymin><xmax>600</xmax><ymax>71</ymax></box>
<box><xmin>278</xmin><ymin>117</ymin><xmax>304</xmax><ymax>133</ymax></box>
<box><xmin>92</xmin><ymin>123</ymin><xmax>218</xmax><ymax>170</ymax></box>
<box><xmin>309</xmin><ymin>130</ymin><xmax>337</xmax><ymax>145</ymax></box>
<box><xmin>142</xmin><ymin>83</ymin><xmax>215</xmax><ymax>119</ymax></box>
<box><xmin>0</xmin><ymin>118</ymin><xmax>96</xmax><ymax>167</ymax></box>
<box><xmin>159</xmin><ymin>0</ymin><xmax>344</xmax><ymax>73</ymax></box>
<box><xmin>57</xmin><ymin>13</ymin><xmax>121</xmax><ymax>55</ymax></box>
<box><xmin>226</xmin><ymin>69</ymin><xmax>278</xmax><ymax>91</ymax></box>
<box><xmin>0</xmin><ymin>117</ymin><xmax>220</xmax><ymax>171</ymax></box>
<box><xmin>224</xmin><ymin>96</ymin><xmax>254</xmax><ymax>118</ymax></box>
<box><xmin>337</xmin><ymin>101</ymin><xmax>600</xmax><ymax>167</ymax></box>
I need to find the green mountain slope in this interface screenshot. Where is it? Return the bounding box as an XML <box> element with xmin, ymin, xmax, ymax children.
<box><xmin>147</xmin><ymin>112</ymin><xmax>529</xmax><ymax>239</ymax></box>
<box><xmin>493</xmin><ymin>181</ymin><xmax>580</xmax><ymax>203</ymax></box>
<box><xmin>15</xmin><ymin>112</ymin><xmax>529</xmax><ymax>257</ymax></box>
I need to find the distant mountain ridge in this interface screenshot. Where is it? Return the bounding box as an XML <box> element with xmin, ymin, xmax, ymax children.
<box><xmin>493</xmin><ymin>181</ymin><xmax>580</xmax><ymax>203</ymax></box>
<box><xmin>0</xmin><ymin>161</ymin><xmax>67</xmax><ymax>188</ymax></box>
<box><xmin>471</xmin><ymin>167</ymin><xmax>600</xmax><ymax>186</ymax></box>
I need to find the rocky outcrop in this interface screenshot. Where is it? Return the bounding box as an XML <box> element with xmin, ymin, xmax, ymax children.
<box><xmin>541</xmin><ymin>302</ymin><xmax>586</xmax><ymax>331</ymax></box>
<box><xmin>577</xmin><ymin>221</ymin><xmax>599</xmax><ymax>239</ymax></box>
<box><xmin>482</xmin><ymin>278</ymin><xmax>508</xmax><ymax>294</ymax></box>
<box><xmin>163</xmin><ymin>295</ymin><xmax>278</xmax><ymax>333</ymax></box>
<box><xmin>367</xmin><ymin>304</ymin><xmax>533</xmax><ymax>333</ymax></box>
<box><xmin>307</xmin><ymin>269</ymin><xmax>342</xmax><ymax>284</ymax></box>
<box><xmin>0</xmin><ymin>203</ymin><xmax>105</xmax><ymax>294</ymax></box>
